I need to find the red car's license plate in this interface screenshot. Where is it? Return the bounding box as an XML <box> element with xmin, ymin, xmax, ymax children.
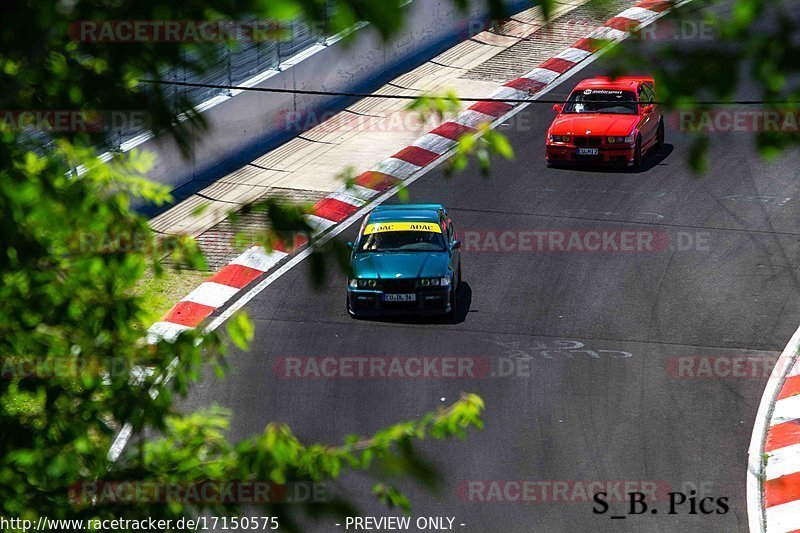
<box><xmin>576</xmin><ymin>148</ymin><xmax>599</xmax><ymax>155</ymax></box>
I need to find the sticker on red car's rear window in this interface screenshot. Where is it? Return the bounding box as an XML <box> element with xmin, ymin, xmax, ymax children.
<box><xmin>583</xmin><ymin>89</ymin><xmax>624</xmax><ymax>95</ymax></box>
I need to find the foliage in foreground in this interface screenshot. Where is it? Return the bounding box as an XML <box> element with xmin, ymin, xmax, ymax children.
<box><xmin>0</xmin><ymin>0</ymin><xmax>497</xmax><ymax>529</ymax></box>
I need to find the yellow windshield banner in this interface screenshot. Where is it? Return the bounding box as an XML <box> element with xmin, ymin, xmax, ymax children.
<box><xmin>363</xmin><ymin>222</ymin><xmax>442</xmax><ymax>235</ymax></box>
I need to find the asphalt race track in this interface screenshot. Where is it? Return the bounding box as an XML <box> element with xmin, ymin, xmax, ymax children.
<box><xmin>181</xmin><ymin>16</ymin><xmax>800</xmax><ymax>533</ymax></box>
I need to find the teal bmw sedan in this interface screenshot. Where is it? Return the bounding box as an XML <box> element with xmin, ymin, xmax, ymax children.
<box><xmin>347</xmin><ymin>204</ymin><xmax>462</xmax><ymax>318</ymax></box>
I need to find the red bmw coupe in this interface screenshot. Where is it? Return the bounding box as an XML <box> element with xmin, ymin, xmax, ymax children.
<box><xmin>546</xmin><ymin>76</ymin><xmax>664</xmax><ymax>168</ymax></box>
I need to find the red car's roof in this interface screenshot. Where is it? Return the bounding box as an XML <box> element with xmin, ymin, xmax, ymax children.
<box><xmin>573</xmin><ymin>76</ymin><xmax>652</xmax><ymax>92</ymax></box>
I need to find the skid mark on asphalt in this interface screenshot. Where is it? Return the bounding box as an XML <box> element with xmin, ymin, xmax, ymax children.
<box><xmin>482</xmin><ymin>337</ymin><xmax>634</xmax><ymax>359</ymax></box>
<box><xmin>249</xmin><ymin>315</ymin><xmax>786</xmax><ymax>353</ymax></box>
<box><xmin>721</xmin><ymin>195</ymin><xmax>793</xmax><ymax>207</ymax></box>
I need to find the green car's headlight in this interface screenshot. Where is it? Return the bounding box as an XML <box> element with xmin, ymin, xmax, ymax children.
<box><xmin>350</xmin><ymin>279</ymin><xmax>378</xmax><ymax>288</ymax></box>
<box><xmin>419</xmin><ymin>277</ymin><xmax>450</xmax><ymax>287</ymax></box>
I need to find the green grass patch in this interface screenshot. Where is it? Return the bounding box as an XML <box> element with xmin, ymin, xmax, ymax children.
<box><xmin>131</xmin><ymin>267</ymin><xmax>211</xmax><ymax>328</ymax></box>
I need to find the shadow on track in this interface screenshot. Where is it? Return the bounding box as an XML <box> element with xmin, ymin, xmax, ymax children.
<box><xmin>547</xmin><ymin>143</ymin><xmax>674</xmax><ymax>174</ymax></box>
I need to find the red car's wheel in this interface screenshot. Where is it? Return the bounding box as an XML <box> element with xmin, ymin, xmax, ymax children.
<box><xmin>633</xmin><ymin>136</ymin><xmax>643</xmax><ymax>169</ymax></box>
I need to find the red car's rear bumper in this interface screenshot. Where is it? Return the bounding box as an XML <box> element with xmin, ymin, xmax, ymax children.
<box><xmin>546</xmin><ymin>144</ymin><xmax>635</xmax><ymax>165</ymax></box>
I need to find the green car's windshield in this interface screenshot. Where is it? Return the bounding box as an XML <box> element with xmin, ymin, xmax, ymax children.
<box><xmin>358</xmin><ymin>230</ymin><xmax>446</xmax><ymax>252</ymax></box>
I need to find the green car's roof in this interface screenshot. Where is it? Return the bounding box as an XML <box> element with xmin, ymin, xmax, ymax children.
<box><xmin>369</xmin><ymin>204</ymin><xmax>442</xmax><ymax>223</ymax></box>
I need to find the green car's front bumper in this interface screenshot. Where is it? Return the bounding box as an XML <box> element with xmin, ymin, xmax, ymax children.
<box><xmin>347</xmin><ymin>284</ymin><xmax>452</xmax><ymax>316</ymax></box>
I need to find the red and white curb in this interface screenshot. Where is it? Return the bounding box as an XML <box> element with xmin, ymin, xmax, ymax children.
<box><xmin>748</xmin><ymin>325</ymin><xmax>800</xmax><ymax>533</ymax></box>
<box><xmin>146</xmin><ymin>0</ymin><xmax>679</xmax><ymax>345</ymax></box>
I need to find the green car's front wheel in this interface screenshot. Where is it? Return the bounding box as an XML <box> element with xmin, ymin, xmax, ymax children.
<box><xmin>446</xmin><ymin>284</ymin><xmax>458</xmax><ymax>320</ymax></box>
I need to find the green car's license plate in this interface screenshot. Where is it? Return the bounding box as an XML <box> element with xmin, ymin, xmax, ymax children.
<box><xmin>383</xmin><ymin>293</ymin><xmax>416</xmax><ymax>302</ymax></box>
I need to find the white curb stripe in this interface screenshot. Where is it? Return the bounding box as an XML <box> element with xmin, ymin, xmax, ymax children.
<box><xmin>766</xmin><ymin>500</ymin><xmax>800</xmax><ymax>533</ymax></box>
<box><xmin>766</xmin><ymin>443</ymin><xmax>800</xmax><ymax>481</ymax></box>
<box><xmin>181</xmin><ymin>282</ymin><xmax>241</xmax><ymax>308</ymax></box>
<box><xmin>230</xmin><ymin>246</ymin><xmax>287</xmax><ymax>272</ymax></box>
<box><xmin>488</xmin><ymin>85</ymin><xmax>530</xmax><ymax>102</ymax></box>
<box><xmin>374</xmin><ymin>157</ymin><xmax>421</xmax><ymax>180</ymax></box>
<box><xmin>588</xmin><ymin>26</ymin><xmax>629</xmax><ymax>41</ymax></box>
<box><xmin>555</xmin><ymin>47</ymin><xmax>594</xmax><ymax>63</ymax></box>
<box><xmin>306</xmin><ymin>214</ymin><xmax>337</xmax><ymax>233</ymax></box>
<box><xmin>771</xmin><ymin>394</ymin><xmax>800</xmax><ymax>426</ymax></box>
<box><xmin>453</xmin><ymin>109</ymin><xmax>495</xmax><ymax>129</ymax></box>
<box><xmin>325</xmin><ymin>190</ymin><xmax>367</xmax><ymax>207</ymax></box>
<box><xmin>146</xmin><ymin>322</ymin><xmax>193</xmax><ymax>344</ymax></box>
<box><xmin>617</xmin><ymin>6</ymin><xmax>660</xmax><ymax>22</ymax></box>
<box><xmin>337</xmin><ymin>183</ymin><xmax>381</xmax><ymax>201</ymax></box>
<box><xmin>521</xmin><ymin>67</ymin><xmax>562</xmax><ymax>84</ymax></box>
<box><xmin>412</xmin><ymin>133</ymin><xmax>458</xmax><ymax>155</ymax></box>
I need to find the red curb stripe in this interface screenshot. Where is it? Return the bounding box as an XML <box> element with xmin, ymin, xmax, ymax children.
<box><xmin>767</xmin><ymin>420</ymin><xmax>800</xmax><ymax>453</ymax></box>
<box><xmin>505</xmin><ymin>77</ymin><xmax>547</xmax><ymax>94</ymax></box>
<box><xmin>572</xmin><ymin>37</ymin><xmax>605</xmax><ymax>52</ymax></box>
<box><xmin>208</xmin><ymin>264</ymin><xmax>264</xmax><ymax>289</ymax></box>
<box><xmin>539</xmin><ymin>57</ymin><xmax>576</xmax><ymax>74</ymax></box>
<box><xmin>430</xmin><ymin>121</ymin><xmax>476</xmax><ymax>140</ymax></box>
<box><xmin>778</xmin><ymin>374</ymin><xmax>800</xmax><ymax>401</ymax></box>
<box><xmin>312</xmin><ymin>197</ymin><xmax>360</xmax><ymax>223</ymax></box>
<box><xmin>469</xmin><ymin>100</ymin><xmax>514</xmax><ymax>117</ymax></box>
<box><xmin>765</xmin><ymin>471</ymin><xmax>800</xmax><ymax>508</ymax></box>
<box><xmin>163</xmin><ymin>301</ymin><xmax>216</xmax><ymax>327</ymax></box>
<box><xmin>355</xmin><ymin>171</ymin><xmax>401</xmax><ymax>191</ymax></box>
<box><xmin>605</xmin><ymin>17</ymin><xmax>642</xmax><ymax>32</ymax></box>
<box><xmin>392</xmin><ymin>146</ymin><xmax>441</xmax><ymax>167</ymax></box>
<box><xmin>635</xmin><ymin>1</ymin><xmax>673</xmax><ymax>13</ymax></box>
<box><xmin>273</xmin><ymin>234</ymin><xmax>308</xmax><ymax>254</ymax></box>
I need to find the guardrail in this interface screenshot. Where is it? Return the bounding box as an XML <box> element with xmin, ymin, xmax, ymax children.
<box><xmin>116</xmin><ymin>0</ymin><xmax>516</xmax><ymax>198</ymax></box>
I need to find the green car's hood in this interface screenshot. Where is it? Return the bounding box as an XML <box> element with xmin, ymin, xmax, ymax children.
<box><xmin>351</xmin><ymin>251</ymin><xmax>450</xmax><ymax>279</ymax></box>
